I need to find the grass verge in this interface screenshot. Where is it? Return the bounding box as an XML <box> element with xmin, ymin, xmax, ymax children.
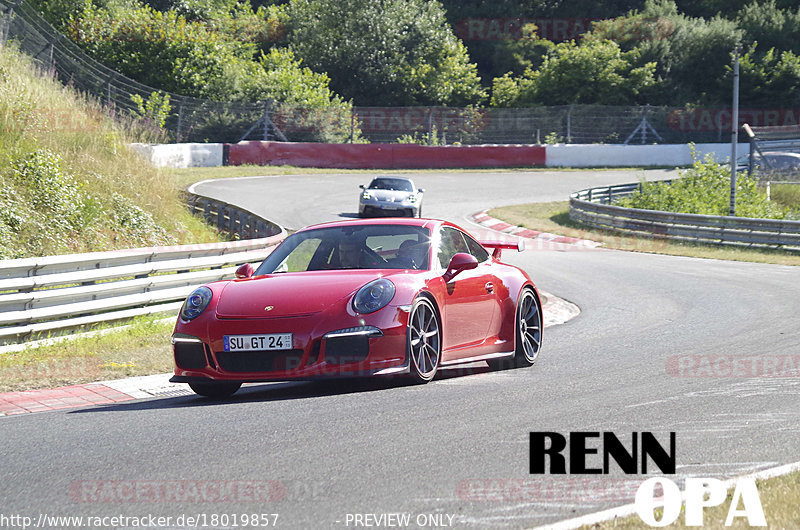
<box><xmin>0</xmin><ymin>314</ymin><xmax>174</xmax><ymax>393</ymax></box>
<box><xmin>580</xmin><ymin>471</ymin><xmax>800</xmax><ymax>528</ymax></box>
<box><xmin>769</xmin><ymin>183</ymin><xmax>800</xmax><ymax>218</ymax></box>
<box><xmin>488</xmin><ymin>201</ymin><xmax>800</xmax><ymax>267</ymax></box>
<box><xmin>0</xmin><ymin>42</ymin><xmax>224</xmax><ymax>258</ymax></box>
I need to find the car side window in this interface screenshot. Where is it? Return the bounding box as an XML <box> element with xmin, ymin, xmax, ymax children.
<box><xmin>279</xmin><ymin>238</ymin><xmax>323</xmax><ymax>272</ymax></box>
<box><xmin>463</xmin><ymin>233</ymin><xmax>490</xmax><ymax>263</ymax></box>
<box><xmin>437</xmin><ymin>227</ymin><xmax>469</xmax><ymax>269</ymax></box>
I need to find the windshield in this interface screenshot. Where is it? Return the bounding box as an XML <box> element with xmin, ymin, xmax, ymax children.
<box><xmin>368</xmin><ymin>178</ymin><xmax>414</xmax><ymax>192</ymax></box>
<box><xmin>255</xmin><ymin>225</ymin><xmax>431</xmax><ymax>274</ymax></box>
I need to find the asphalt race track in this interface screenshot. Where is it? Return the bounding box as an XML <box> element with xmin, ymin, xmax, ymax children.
<box><xmin>2</xmin><ymin>169</ymin><xmax>800</xmax><ymax>529</ymax></box>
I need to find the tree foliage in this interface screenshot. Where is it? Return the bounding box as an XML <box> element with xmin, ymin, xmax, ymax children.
<box><xmin>737</xmin><ymin>46</ymin><xmax>800</xmax><ymax>107</ymax></box>
<box><xmin>287</xmin><ymin>0</ymin><xmax>486</xmax><ymax>106</ymax></box>
<box><xmin>63</xmin><ymin>0</ymin><xmax>350</xmax><ymax>112</ymax></box>
<box><xmin>590</xmin><ymin>0</ymin><xmax>743</xmax><ymax>105</ymax></box>
<box><xmin>736</xmin><ymin>0</ymin><xmax>800</xmax><ymax>56</ymax></box>
<box><xmin>491</xmin><ymin>29</ymin><xmax>656</xmax><ymax>106</ymax></box>
<box><xmin>30</xmin><ymin>0</ymin><xmax>800</xmax><ymax>113</ymax></box>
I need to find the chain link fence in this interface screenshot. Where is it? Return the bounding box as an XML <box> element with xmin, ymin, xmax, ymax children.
<box><xmin>2</xmin><ymin>0</ymin><xmax>749</xmax><ymax>145</ymax></box>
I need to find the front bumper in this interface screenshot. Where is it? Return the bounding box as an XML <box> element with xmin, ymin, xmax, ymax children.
<box><xmin>171</xmin><ymin>306</ymin><xmax>411</xmax><ymax>382</ymax></box>
<box><xmin>359</xmin><ymin>198</ymin><xmax>418</xmax><ymax>216</ymax></box>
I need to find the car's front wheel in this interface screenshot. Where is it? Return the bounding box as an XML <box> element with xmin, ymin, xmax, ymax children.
<box><xmin>188</xmin><ymin>381</ymin><xmax>242</xmax><ymax>398</ymax></box>
<box><xmin>407</xmin><ymin>297</ymin><xmax>441</xmax><ymax>383</ymax></box>
<box><xmin>489</xmin><ymin>287</ymin><xmax>542</xmax><ymax>370</ymax></box>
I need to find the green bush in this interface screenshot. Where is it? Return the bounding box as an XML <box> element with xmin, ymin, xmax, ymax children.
<box><xmin>130</xmin><ymin>91</ymin><xmax>172</xmax><ymax>128</ymax></box>
<box><xmin>111</xmin><ymin>192</ymin><xmax>172</xmax><ymax>246</ymax></box>
<box><xmin>618</xmin><ymin>151</ymin><xmax>788</xmax><ymax>219</ymax></box>
<box><xmin>10</xmin><ymin>150</ymin><xmax>86</xmax><ymax>228</ymax></box>
<box><xmin>490</xmin><ymin>33</ymin><xmax>656</xmax><ymax>107</ymax></box>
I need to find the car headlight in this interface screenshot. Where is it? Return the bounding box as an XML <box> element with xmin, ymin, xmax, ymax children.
<box><xmin>352</xmin><ymin>279</ymin><xmax>395</xmax><ymax>314</ymax></box>
<box><xmin>180</xmin><ymin>286</ymin><xmax>212</xmax><ymax>321</ymax></box>
<box><xmin>361</xmin><ymin>191</ymin><xmax>372</xmax><ymax>200</ymax></box>
<box><xmin>407</xmin><ymin>195</ymin><xmax>417</xmax><ymax>204</ymax></box>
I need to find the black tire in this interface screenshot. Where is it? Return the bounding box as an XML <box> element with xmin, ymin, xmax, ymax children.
<box><xmin>489</xmin><ymin>287</ymin><xmax>542</xmax><ymax>370</ymax></box>
<box><xmin>417</xmin><ymin>205</ymin><xmax>423</xmax><ymax>218</ymax></box>
<box><xmin>188</xmin><ymin>381</ymin><xmax>242</xmax><ymax>398</ymax></box>
<box><xmin>406</xmin><ymin>297</ymin><xmax>441</xmax><ymax>383</ymax></box>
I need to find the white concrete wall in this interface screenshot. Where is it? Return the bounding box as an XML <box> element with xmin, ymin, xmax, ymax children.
<box><xmin>130</xmin><ymin>143</ymin><xmax>223</xmax><ymax>168</ymax></box>
<box><xmin>545</xmin><ymin>143</ymin><xmax>750</xmax><ymax>167</ymax></box>
<box><xmin>130</xmin><ymin>141</ymin><xmax>751</xmax><ymax>169</ymax></box>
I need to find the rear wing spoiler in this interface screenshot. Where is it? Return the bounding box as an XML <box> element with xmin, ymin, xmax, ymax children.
<box><xmin>480</xmin><ymin>239</ymin><xmax>526</xmax><ymax>259</ymax></box>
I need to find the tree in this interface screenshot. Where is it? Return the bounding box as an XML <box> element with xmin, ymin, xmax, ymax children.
<box><xmin>737</xmin><ymin>46</ymin><xmax>800</xmax><ymax>107</ymax></box>
<box><xmin>491</xmin><ymin>34</ymin><xmax>656</xmax><ymax>106</ymax></box>
<box><xmin>591</xmin><ymin>0</ymin><xmax>743</xmax><ymax>105</ymax></box>
<box><xmin>287</xmin><ymin>0</ymin><xmax>486</xmax><ymax>106</ymax></box>
<box><xmin>736</xmin><ymin>0</ymin><xmax>800</xmax><ymax>56</ymax></box>
<box><xmin>66</xmin><ymin>1</ymin><xmax>343</xmax><ymax>108</ymax></box>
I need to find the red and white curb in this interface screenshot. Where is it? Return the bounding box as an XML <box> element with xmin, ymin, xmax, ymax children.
<box><xmin>0</xmin><ymin>374</ymin><xmax>191</xmax><ymax>416</ymax></box>
<box><xmin>541</xmin><ymin>290</ymin><xmax>579</xmax><ymax>328</ymax></box>
<box><xmin>470</xmin><ymin>211</ymin><xmax>602</xmax><ymax>249</ymax></box>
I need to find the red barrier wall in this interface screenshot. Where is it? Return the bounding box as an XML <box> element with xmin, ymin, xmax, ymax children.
<box><xmin>227</xmin><ymin>142</ymin><xmax>546</xmax><ymax>169</ymax></box>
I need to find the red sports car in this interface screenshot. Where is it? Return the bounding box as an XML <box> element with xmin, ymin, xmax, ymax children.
<box><xmin>170</xmin><ymin>218</ymin><xmax>543</xmax><ymax>397</ymax></box>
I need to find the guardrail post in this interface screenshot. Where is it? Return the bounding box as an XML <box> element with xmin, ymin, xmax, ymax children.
<box><xmin>203</xmin><ymin>200</ymin><xmax>212</xmax><ymax>224</ymax></box>
<box><xmin>217</xmin><ymin>204</ymin><xmax>225</xmax><ymax>231</ymax></box>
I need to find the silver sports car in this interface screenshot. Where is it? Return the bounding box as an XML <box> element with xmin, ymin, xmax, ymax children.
<box><xmin>358</xmin><ymin>177</ymin><xmax>425</xmax><ymax>218</ymax></box>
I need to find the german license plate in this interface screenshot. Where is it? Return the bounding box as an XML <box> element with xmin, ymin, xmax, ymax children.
<box><xmin>223</xmin><ymin>333</ymin><xmax>292</xmax><ymax>352</ymax></box>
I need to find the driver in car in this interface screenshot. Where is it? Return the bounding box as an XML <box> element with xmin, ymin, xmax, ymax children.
<box><xmin>388</xmin><ymin>239</ymin><xmax>422</xmax><ymax>269</ymax></box>
<box><xmin>337</xmin><ymin>237</ymin><xmax>377</xmax><ymax>269</ymax></box>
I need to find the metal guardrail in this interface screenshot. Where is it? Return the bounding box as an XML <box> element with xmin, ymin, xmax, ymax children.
<box><xmin>0</xmin><ymin>193</ymin><xmax>286</xmax><ymax>347</ymax></box>
<box><xmin>570</xmin><ymin>182</ymin><xmax>800</xmax><ymax>250</ymax></box>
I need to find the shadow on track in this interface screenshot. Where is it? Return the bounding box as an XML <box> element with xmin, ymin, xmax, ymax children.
<box><xmin>67</xmin><ymin>363</ymin><xmax>492</xmax><ymax>414</ymax></box>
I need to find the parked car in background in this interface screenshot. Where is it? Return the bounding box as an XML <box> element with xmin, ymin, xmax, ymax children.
<box><xmin>359</xmin><ymin>176</ymin><xmax>424</xmax><ymax>217</ymax></box>
<box><xmin>737</xmin><ymin>151</ymin><xmax>800</xmax><ymax>177</ymax></box>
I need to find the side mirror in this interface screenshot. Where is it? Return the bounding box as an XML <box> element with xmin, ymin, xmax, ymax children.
<box><xmin>235</xmin><ymin>263</ymin><xmax>255</xmax><ymax>279</ymax></box>
<box><xmin>418</xmin><ymin>188</ymin><xmax>425</xmax><ymax>193</ymax></box>
<box><xmin>359</xmin><ymin>184</ymin><xmax>365</xmax><ymax>189</ymax></box>
<box><xmin>443</xmin><ymin>253</ymin><xmax>478</xmax><ymax>282</ymax></box>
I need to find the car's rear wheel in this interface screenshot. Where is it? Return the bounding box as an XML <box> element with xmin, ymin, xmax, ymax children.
<box><xmin>188</xmin><ymin>381</ymin><xmax>242</xmax><ymax>398</ymax></box>
<box><xmin>489</xmin><ymin>287</ymin><xmax>542</xmax><ymax>370</ymax></box>
<box><xmin>407</xmin><ymin>297</ymin><xmax>440</xmax><ymax>383</ymax></box>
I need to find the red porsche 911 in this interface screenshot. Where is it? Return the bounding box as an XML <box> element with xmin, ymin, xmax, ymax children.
<box><xmin>170</xmin><ymin>218</ymin><xmax>543</xmax><ymax>397</ymax></box>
